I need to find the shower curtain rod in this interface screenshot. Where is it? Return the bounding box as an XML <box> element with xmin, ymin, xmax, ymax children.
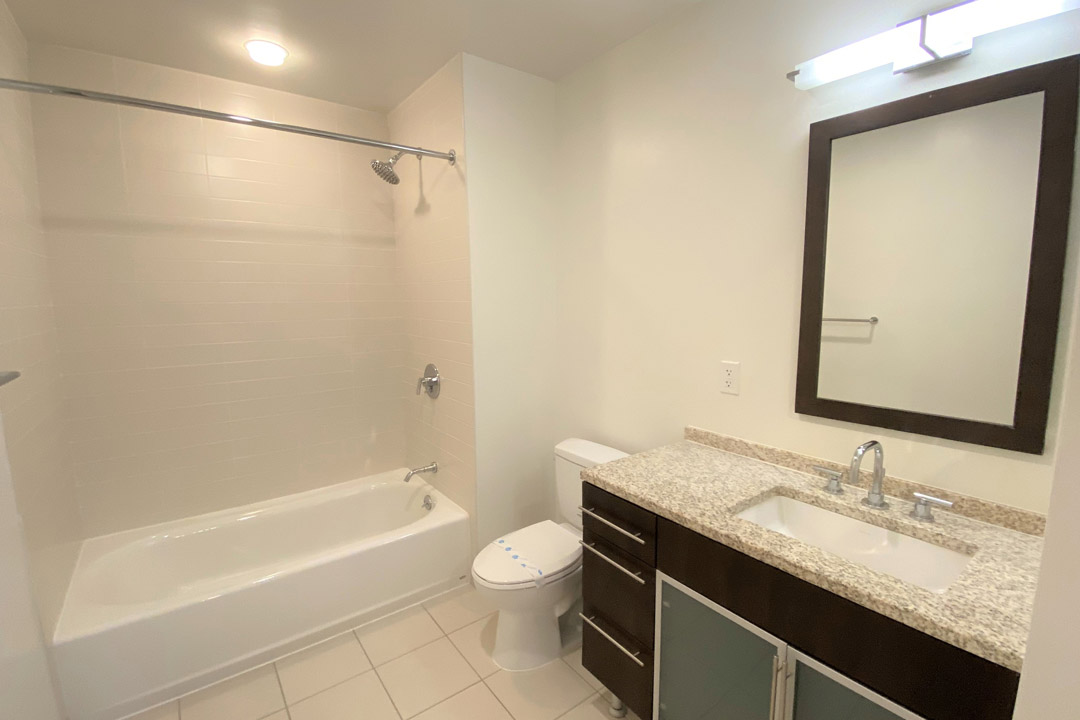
<box><xmin>0</xmin><ymin>77</ymin><xmax>456</xmax><ymax>164</ymax></box>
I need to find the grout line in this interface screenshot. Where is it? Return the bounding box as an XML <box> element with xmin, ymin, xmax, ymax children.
<box><xmin>285</xmin><ymin>668</ymin><xmax>379</xmax><ymax>714</ymax></box>
<box><xmin>351</xmin><ymin>627</ymin><xmax>374</xmax><ymax>670</ymax></box>
<box><xmin>370</xmin><ymin>665</ymin><xmax>404</xmax><ymax>720</ymax></box>
<box><xmin>553</xmin><ymin>692</ymin><xmax>601</xmax><ymax>720</ymax></box>
<box><xmin>270</xmin><ymin>663</ymin><xmax>291</xmax><ymax>719</ymax></box>
<box><xmin>481</xmin><ymin>675</ymin><xmax>518</xmax><ymax>719</ymax></box>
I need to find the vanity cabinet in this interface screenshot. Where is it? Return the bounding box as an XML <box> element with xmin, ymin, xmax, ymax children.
<box><xmin>784</xmin><ymin>650</ymin><xmax>923</xmax><ymax>720</ymax></box>
<box><xmin>580</xmin><ymin>483</ymin><xmax>1021</xmax><ymax>720</ymax></box>
<box><xmin>580</xmin><ymin>484</ymin><xmax>658</xmax><ymax>719</ymax></box>
<box><xmin>656</xmin><ymin>578</ymin><xmax>785</xmax><ymax>719</ymax></box>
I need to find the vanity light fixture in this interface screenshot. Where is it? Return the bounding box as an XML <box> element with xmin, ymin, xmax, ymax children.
<box><xmin>789</xmin><ymin>0</ymin><xmax>1080</xmax><ymax>89</ymax></box>
<box><xmin>244</xmin><ymin>39</ymin><xmax>288</xmax><ymax>67</ymax></box>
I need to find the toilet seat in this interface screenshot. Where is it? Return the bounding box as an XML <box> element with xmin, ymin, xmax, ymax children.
<box><xmin>472</xmin><ymin>520</ymin><xmax>582</xmax><ymax>588</ymax></box>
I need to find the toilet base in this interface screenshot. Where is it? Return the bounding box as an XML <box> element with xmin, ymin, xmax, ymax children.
<box><xmin>491</xmin><ymin>607</ymin><xmax>564</xmax><ymax>671</ymax></box>
<box><xmin>473</xmin><ymin>567</ymin><xmax>582</xmax><ymax>672</ymax></box>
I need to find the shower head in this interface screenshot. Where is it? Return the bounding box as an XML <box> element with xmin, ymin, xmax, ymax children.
<box><xmin>371</xmin><ymin>151</ymin><xmax>404</xmax><ymax>185</ymax></box>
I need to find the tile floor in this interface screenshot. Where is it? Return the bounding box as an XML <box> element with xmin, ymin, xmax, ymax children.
<box><xmin>129</xmin><ymin>585</ymin><xmax>640</xmax><ymax>720</ymax></box>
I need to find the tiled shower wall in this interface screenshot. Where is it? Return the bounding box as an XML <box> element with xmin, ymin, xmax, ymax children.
<box><xmin>30</xmin><ymin>45</ymin><xmax>410</xmax><ymax>536</ymax></box>
<box><xmin>389</xmin><ymin>57</ymin><xmax>478</xmax><ymax>537</ymax></box>
<box><xmin>0</xmin><ymin>7</ymin><xmax>81</xmax><ymax>631</ymax></box>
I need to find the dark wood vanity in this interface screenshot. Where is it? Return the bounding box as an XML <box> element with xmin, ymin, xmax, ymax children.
<box><xmin>580</xmin><ymin>482</ymin><xmax>1021</xmax><ymax>720</ymax></box>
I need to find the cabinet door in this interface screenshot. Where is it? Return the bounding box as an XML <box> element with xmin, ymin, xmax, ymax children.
<box><xmin>785</xmin><ymin>650</ymin><xmax>925</xmax><ymax>720</ymax></box>
<box><xmin>656</xmin><ymin>574</ymin><xmax>786</xmax><ymax>720</ymax></box>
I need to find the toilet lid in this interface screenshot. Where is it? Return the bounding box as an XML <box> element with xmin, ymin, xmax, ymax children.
<box><xmin>473</xmin><ymin>520</ymin><xmax>582</xmax><ymax>586</ymax></box>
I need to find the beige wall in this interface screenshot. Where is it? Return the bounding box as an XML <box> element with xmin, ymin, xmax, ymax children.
<box><xmin>30</xmin><ymin>45</ymin><xmax>408</xmax><ymax>536</ymax></box>
<box><xmin>553</xmin><ymin>0</ymin><xmax>1080</xmax><ymax>513</ymax></box>
<box><xmin>1014</xmin><ymin>260</ymin><xmax>1080</xmax><ymax>716</ymax></box>
<box><xmin>388</xmin><ymin>56</ymin><xmax>478</xmax><ymax>545</ymax></box>
<box><xmin>462</xmin><ymin>55</ymin><xmax>560</xmax><ymax>546</ymax></box>
<box><xmin>0</xmin><ymin>8</ymin><xmax>80</xmax><ymax>633</ymax></box>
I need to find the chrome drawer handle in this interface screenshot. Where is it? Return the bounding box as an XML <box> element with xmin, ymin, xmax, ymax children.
<box><xmin>580</xmin><ymin>542</ymin><xmax>645</xmax><ymax>585</ymax></box>
<box><xmin>578</xmin><ymin>506</ymin><xmax>646</xmax><ymax>545</ymax></box>
<box><xmin>579</xmin><ymin>614</ymin><xmax>645</xmax><ymax>668</ymax></box>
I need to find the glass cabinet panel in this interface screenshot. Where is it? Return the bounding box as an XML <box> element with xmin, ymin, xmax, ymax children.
<box><xmin>657</xmin><ymin>576</ymin><xmax>785</xmax><ymax>720</ymax></box>
<box><xmin>786</xmin><ymin>650</ymin><xmax>924</xmax><ymax>720</ymax></box>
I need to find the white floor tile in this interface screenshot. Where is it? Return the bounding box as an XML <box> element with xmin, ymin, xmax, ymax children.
<box><xmin>485</xmin><ymin>660</ymin><xmax>594</xmax><ymax>720</ymax></box>
<box><xmin>288</xmin><ymin>671</ymin><xmax>399</xmax><ymax>720</ymax></box>
<box><xmin>276</xmin><ymin>631</ymin><xmax>373</xmax><ymax>704</ymax></box>
<box><xmin>560</xmin><ymin>647</ymin><xmax>604</xmax><ymax>692</ymax></box>
<box><xmin>377</xmin><ymin>637</ymin><xmax>480</xmax><ymax>718</ymax></box>
<box><xmin>127</xmin><ymin>701</ymin><xmax>178</xmax><ymax>720</ymax></box>
<box><xmin>262</xmin><ymin>713</ymin><xmax>289</xmax><ymax>720</ymax></box>
<box><xmin>423</xmin><ymin>585</ymin><xmax>495</xmax><ymax>634</ymax></box>
<box><xmin>357</xmin><ymin>606</ymin><xmax>445</xmax><ymax>666</ymax></box>
<box><xmin>448</xmin><ymin>614</ymin><xmax>500</xmax><ymax>678</ymax></box>
<box><xmin>179</xmin><ymin>664</ymin><xmax>284</xmax><ymax>720</ymax></box>
<box><xmin>556</xmin><ymin>693</ymin><xmax>641</xmax><ymax>720</ymax></box>
<box><xmin>412</xmin><ymin>683</ymin><xmax>512</xmax><ymax>720</ymax></box>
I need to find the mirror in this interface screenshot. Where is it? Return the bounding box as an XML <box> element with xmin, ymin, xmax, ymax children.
<box><xmin>796</xmin><ymin>57</ymin><xmax>1079</xmax><ymax>454</ymax></box>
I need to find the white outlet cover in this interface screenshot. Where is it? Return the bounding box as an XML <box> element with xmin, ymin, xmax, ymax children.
<box><xmin>722</xmin><ymin>361</ymin><xmax>740</xmax><ymax>396</ymax></box>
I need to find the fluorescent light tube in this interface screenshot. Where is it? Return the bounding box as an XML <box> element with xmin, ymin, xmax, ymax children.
<box><xmin>793</xmin><ymin>27</ymin><xmax>905</xmax><ymax>90</ymax></box>
<box><xmin>791</xmin><ymin>0</ymin><xmax>1080</xmax><ymax>89</ymax></box>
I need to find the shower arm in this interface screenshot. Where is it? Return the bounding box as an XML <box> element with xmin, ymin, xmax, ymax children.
<box><xmin>0</xmin><ymin>77</ymin><xmax>456</xmax><ymax>164</ymax></box>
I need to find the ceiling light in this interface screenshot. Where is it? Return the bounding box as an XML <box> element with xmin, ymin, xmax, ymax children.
<box><xmin>790</xmin><ymin>0</ymin><xmax>1080</xmax><ymax>90</ymax></box>
<box><xmin>245</xmin><ymin>40</ymin><xmax>288</xmax><ymax>67</ymax></box>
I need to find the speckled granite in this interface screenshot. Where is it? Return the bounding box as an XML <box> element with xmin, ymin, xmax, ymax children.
<box><xmin>582</xmin><ymin>440</ymin><xmax>1042</xmax><ymax>672</ymax></box>
<box><xmin>685</xmin><ymin>426</ymin><xmax>1047</xmax><ymax>536</ymax></box>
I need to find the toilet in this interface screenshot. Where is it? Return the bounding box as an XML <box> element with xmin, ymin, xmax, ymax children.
<box><xmin>472</xmin><ymin>439</ymin><xmax>628</xmax><ymax>671</ymax></box>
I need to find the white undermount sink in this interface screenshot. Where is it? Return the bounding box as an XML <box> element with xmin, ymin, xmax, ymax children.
<box><xmin>736</xmin><ymin>495</ymin><xmax>973</xmax><ymax>594</ymax></box>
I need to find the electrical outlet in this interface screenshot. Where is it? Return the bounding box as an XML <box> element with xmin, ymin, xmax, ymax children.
<box><xmin>721</xmin><ymin>361</ymin><xmax>741</xmax><ymax>395</ymax></box>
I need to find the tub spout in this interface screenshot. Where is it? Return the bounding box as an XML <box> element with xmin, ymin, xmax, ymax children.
<box><xmin>404</xmin><ymin>462</ymin><xmax>438</xmax><ymax>483</ymax></box>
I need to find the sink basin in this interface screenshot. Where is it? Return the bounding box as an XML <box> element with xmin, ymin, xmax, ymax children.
<box><xmin>736</xmin><ymin>495</ymin><xmax>972</xmax><ymax>593</ymax></box>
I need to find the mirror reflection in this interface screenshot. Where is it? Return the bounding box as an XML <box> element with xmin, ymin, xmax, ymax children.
<box><xmin>818</xmin><ymin>92</ymin><xmax>1045</xmax><ymax>425</ymax></box>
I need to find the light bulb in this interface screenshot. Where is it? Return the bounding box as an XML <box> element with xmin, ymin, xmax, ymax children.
<box><xmin>245</xmin><ymin>40</ymin><xmax>288</xmax><ymax>67</ymax></box>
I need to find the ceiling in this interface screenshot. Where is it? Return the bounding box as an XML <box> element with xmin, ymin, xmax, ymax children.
<box><xmin>6</xmin><ymin>0</ymin><xmax>698</xmax><ymax>111</ymax></box>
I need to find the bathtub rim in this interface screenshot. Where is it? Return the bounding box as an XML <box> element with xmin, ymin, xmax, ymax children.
<box><xmin>53</xmin><ymin>468</ymin><xmax>465</xmax><ymax>644</ymax></box>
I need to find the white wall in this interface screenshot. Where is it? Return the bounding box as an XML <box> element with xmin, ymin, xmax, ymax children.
<box><xmin>462</xmin><ymin>55</ymin><xmax>559</xmax><ymax>546</ymax></box>
<box><xmin>553</xmin><ymin>0</ymin><xmax>1080</xmax><ymax>512</ymax></box>
<box><xmin>30</xmin><ymin>45</ymin><xmax>406</xmax><ymax>536</ymax></box>
<box><xmin>0</xmin><ymin>412</ymin><xmax>64</xmax><ymax>720</ymax></box>
<box><xmin>1014</xmin><ymin>310</ymin><xmax>1080</xmax><ymax>713</ymax></box>
<box><xmin>1012</xmin><ymin>89</ymin><xmax>1080</xmax><ymax>719</ymax></box>
<box><xmin>0</xmin><ymin>3</ymin><xmax>81</xmax><ymax>636</ymax></box>
<box><xmin>388</xmin><ymin>56</ymin><xmax>480</xmax><ymax>546</ymax></box>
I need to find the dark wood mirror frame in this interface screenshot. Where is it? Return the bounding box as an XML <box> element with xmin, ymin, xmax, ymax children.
<box><xmin>796</xmin><ymin>56</ymin><xmax>1079</xmax><ymax>455</ymax></box>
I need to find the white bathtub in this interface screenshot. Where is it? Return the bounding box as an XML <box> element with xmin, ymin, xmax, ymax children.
<box><xmin>51</xmin><ymin>470</ymin><xmax>470</xmax><ymax>720</ymax></box>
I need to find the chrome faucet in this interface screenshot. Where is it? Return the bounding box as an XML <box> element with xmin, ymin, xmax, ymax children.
<box><xmin>404</xmin><ymin>462</ymin><xmax>438</xmax><ymax>483</ymax></box>
<box><xmin>850</xmin><ymin>441</ymin><xmax>888</xmax><ymax>509</ymax></box>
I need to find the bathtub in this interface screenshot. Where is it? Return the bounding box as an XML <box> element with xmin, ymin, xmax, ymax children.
<box><xmin>51</xmin><ymin>469</ymin><xmax>470</xmax><ymax>720</ymax></box>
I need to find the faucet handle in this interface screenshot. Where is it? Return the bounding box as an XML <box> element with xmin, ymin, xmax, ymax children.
<box><xmin>416</xmin><ymin>363</ymin><xmax>441</xmax><ymax>398</ymax></box>
<box><xmin>812</xmin><ymin>465</ymin><xmax>844</xmax><ymax>495</ymax></box>
<box><xmin>910</xmin><ymin>492</ymin><xmax>953</xmax><ymax>522</ymax></box>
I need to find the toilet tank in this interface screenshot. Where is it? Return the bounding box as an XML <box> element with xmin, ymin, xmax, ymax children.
<box><xmin>554</xmin><ymin>439</ymin><xmax>628</xmax><ymax>529</ymax></box>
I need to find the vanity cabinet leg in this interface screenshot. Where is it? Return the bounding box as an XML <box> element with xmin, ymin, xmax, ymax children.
<box><xmin>608</xmin><ymin>695</ymin><xmax>627</xmax><ymax>718</ymax></box>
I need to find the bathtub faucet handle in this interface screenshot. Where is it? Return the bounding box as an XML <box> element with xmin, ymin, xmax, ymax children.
<box><xmin>416</xmin><ymin>363</ymin><xmax>441</xmax><ymax>398</ymax></box>
<box><xmin>404</xmin><ymin>462</ymin><xmax>438</xmax><ymax>483</ymax></box>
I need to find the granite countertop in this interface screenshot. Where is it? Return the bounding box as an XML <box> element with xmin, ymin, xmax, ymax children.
<box><xmin>582</xmin><ymin>440</ymin><xmax>1042</xmax><ymax>672</ymax></box>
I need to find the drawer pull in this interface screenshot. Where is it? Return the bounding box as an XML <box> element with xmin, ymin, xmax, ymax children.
<box><xmin>579</xmin><ymin>506</ymin><xmax>646</xmax><ymax>545</ymax></box>
<box><xmin>580</xmin><ymin>542</ymin><xmax>645</xmax><ymax>585</ymax></box>
<box><xmin>579</xmin><ymin>614</ymin><xmax>646</xmax><ymax>668</ymax></box>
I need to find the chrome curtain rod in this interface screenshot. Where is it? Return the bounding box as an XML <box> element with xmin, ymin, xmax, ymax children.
<box><xmin>0</xmin><ymin>77</ymin><xmax>456</xmax><ymax>164</ymax></box>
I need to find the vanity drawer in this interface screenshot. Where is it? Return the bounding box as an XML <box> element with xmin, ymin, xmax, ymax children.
<box><xmin>581</xmin><ymin>611</ymin><xmax>653</xmax><ymax>720</ymax></box>
<box><xmin>581</xmin><ymin>532</ymin><xmax>656</xmax><ymax>646</ymax></box>
<box><xmin>581</xmin><ymin>483</ymin><xmax>657</xmax><ymax>564</ymax></box>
